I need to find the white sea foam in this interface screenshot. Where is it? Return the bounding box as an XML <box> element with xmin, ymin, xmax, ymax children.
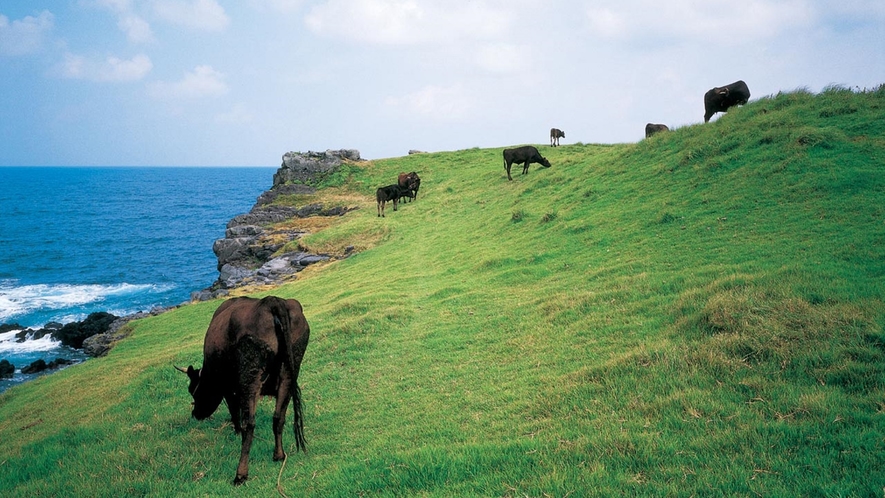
<box><xmin>0</xmin><ymin>330</ymin><xmax>63</xmax><ymax>355</ymax></box>
<box><xmin>0</xmin><ymin>282</ymin><xmax>164</xmax><ymax>323</ymax></box>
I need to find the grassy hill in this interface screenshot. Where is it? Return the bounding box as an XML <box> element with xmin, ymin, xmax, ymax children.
<box><xmin>1</xmin><ymin>85</ymin><xmax>883</xmax><ymax>497</ymax></box>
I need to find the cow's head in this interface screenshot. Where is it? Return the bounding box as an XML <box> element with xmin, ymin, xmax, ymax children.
<box><xmin>175</xmin><ymin>364</ymin><xmax>222</xmax><ymax>420</ymax></box>
<box><xmin>541</xmin><ymin>157</ymin><xmax>552</xmax><ymax>168</ymax></box>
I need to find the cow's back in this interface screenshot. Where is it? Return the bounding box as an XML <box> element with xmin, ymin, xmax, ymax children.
<box><xmin>202</xmin><ymin>298</ymin><xmax>249</xmax><ymax>368</ymax></box>
<box><xmin>202</xmin><ymin>297</ymin><xmax>284</xmax><ymax>368</ymax></box>
<box><xmin>504</xmin><ymin>145</ymin><xmax>540</xmax><ymax>162</ymax></box>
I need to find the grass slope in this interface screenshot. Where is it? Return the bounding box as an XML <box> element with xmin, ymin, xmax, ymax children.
<box><xmin>1</xmin><ymin>86</ymin><xmax>883</xmax><ymax>497</ymax></box>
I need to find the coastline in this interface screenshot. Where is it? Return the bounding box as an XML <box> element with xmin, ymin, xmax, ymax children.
<box><xmin>0</xmin><ymin>151</ymin><xmax>359</xmax><ymax>394</ymax></box>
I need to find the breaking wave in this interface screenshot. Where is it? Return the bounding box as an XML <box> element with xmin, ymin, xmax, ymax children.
<box><xmin>0</xmin><ymin>329</ymin><xmax>62</xmax><ymax>355</ymax></box>
<box><xmin>0</xmin><ymin>281</ymin><xmax>171</xmax><ymax>325</ymax></box>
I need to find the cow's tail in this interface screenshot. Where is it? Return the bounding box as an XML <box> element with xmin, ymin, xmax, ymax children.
<box><xmin>264</xmin><ymin>296</ymin><xmax>307</xmax><ymax>452</ymax></box>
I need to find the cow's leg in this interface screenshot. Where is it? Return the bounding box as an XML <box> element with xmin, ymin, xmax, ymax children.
<box><xmin>233</xmin><ymin>342</ymin><xmax>266</xmax><ymax>485</ymax></box>
<box><xmin>377</xmin><ymin>200</ymin><xmax>381</xmax><ymax>217</ymax></box>
<box><xmin>505</xmin><ymin>161</ymin><xmax>513</xmax><ymax>181</ymax></box>
<box><xmin>224</xmin><ymin>392</ymin><xmax>242</xmax><ymax>433</ymax></box>
<box><xmin>393</xmin><ymin>197</ymin><xmax>399</xmax><ymax>211</ymax></box>
<box><xmin>523</xmin><ymin>161</ymin><xmax>530</xmax><ymax>175</ymax></box>
<box><xmin>272</xmin><ymin>378</ymin><xmax>293</xmax><ymax>462</ymax></box>
<box><xmin>234</xmin><ymin>390</ymin><xmax>259</xmax><ymax>485</ymax></box>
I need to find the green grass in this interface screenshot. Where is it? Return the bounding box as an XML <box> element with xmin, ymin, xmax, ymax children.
<box><xmin>1</xmin><ymin>85</ymin><xmax>884</xmax><ymax>497</ymax></box>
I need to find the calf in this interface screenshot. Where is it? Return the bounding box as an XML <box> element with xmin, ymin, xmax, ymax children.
<box><xmin>550</xmin><ymin>128</ymin><xmax>565</xmax><ymax>147</ymax></box>
<box><xmin>376</xmin><ymin>184</ymin><xmax>408</xmax><ymax>217</ymax></box>
<box><xmin>502</xmin><ymin>146</ymin><xmax>551</xmax><ymax>181</ymax></box>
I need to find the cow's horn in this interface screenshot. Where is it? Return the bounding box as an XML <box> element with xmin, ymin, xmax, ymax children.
<box><xmin>173</xmin><ymin>365</ymin><xmax>188</xmax><ymax>374</ymax></box>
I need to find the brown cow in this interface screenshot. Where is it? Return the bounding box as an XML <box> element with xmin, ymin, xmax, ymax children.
<box><xmin>397</xmin><ymin>171</ymin><xmax>421</xmax><ymax>202</ymax></box>
<box><xmin>550</xmin><ymin>128</ymin><xmax>565</xmax><ymax>147</ymax></box>
<box><xmin>177</xmin><ymin>296</ymin><xmax>310</xmax><ymax>485</ymax></box>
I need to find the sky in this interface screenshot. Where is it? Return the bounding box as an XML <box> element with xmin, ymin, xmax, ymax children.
<box><xmin>1</xmin><ymin>1</ymin><xmax>883</xmax><ymax>166</ymax></box>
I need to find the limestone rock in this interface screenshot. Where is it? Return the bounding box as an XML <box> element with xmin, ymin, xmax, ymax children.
<box><xmin>273</xmin><ymin>149</ymin><xmax>361</xmax><ymax>187</ymax></box>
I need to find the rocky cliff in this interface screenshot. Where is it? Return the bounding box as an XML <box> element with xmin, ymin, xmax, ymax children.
<box><xmin>273</xmin><ymin>149</ymin><xmax>361</xmax><ymax>186</ymax></box>
<box><xmin>193</xmin><ymin>149</ymin><xmax>362</xmax><ymax>301</ymax></box>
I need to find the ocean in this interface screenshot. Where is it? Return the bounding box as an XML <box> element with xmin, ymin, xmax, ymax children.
<box><xmin>0</xmin><ymin>166</ymin><xmax>276</xmax><ymax>392</ymax></box>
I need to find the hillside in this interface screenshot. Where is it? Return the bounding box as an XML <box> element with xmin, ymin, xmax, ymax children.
<box><xmin>1</xmin><ymin>86</ymin><xmax>883</xmax><ymax>497</ymax></box>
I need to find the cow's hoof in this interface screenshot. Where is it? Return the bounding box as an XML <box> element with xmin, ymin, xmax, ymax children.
<box><xmin>273</xmin><ymin>451</ymin><xmax>287</xmax><ymax>462</ymax></box>
<box><xmin>233</xmin><ymin>475</ymin><xmax>248</xmax><ymax>485</ymax></box>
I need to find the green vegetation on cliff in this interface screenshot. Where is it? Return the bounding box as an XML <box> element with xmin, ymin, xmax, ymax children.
<box><xmin>1</xmin><ymin>86</ymin><xmax>883</xmax><ymax>497</ymax></box>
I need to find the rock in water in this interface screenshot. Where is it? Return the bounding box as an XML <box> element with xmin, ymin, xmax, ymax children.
<box><xmin>0</xmin><ymin>359</ymin><xmax>15</xmax><ymax>378</ymax></box>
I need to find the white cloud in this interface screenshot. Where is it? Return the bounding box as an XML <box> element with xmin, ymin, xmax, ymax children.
<box><xmin>61</xmin><ymin>53</ymin><xmax>153</xmax><ymax>81</ymax></box>
<box><xmin>150</xmin><ymin>0</ymin><xmax>231</xmax><ymax>31</ymax></box>
<box><xmin>385</xmin><ymin>84</ymin><xmax>474</xmax><ymax>120</ymax></box>
<box><xmin>148</xmin><ymin>65</ymin><xmax>229</xmax><ymax>99</ymax></box>
<box><xmin>90</xmin><ymin>0</ymin><xmax>155</xmax><ymax>43</ymax></box>
<box><xmin>584</xmin><ymin>0</ymin><xmax>814</xmax><ymax>46</ymax></box>
<box><xmin>118</xmin><ymin>15</ymin><xmax>155</xmax><ymax>43</ymax></box>
<box><xmin>0</xmin><ymin>11</ymin><xmax>54</xmax><ymax>56</ymax></box>
<box><xmin>101</xmin><ymin>54</ymin><xmax>153</xmax><ymax>81</ymax></box>
<box><xmin>305</xmin><ymin>0</ymin><xmax>514</xmax><ymax>45</ymax></box>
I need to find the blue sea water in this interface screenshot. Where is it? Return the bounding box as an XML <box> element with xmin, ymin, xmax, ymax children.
<box><xmin>0</xmin><ymin>166</ymin><xmax>276</xmax><ymax>392</ymax></box>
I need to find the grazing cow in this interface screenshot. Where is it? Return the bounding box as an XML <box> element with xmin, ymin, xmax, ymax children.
<box><xmin>397</xmin><ymin>171</ymin><xmax>421</xmax><ymax>203</ymax></box>
<box><xmin>645</xmin><ymin>123</ymin><xmax>670</xmax><ymax>138</ymax></box>
<box><xmin>376</xmin><ymin>184</ymin><xmax>408</xmax><ymax>217</ymax></box>
<box><xmin>550</xmin><ymin>128</ymin><xmax>565</xmax><ymax>147</ymax></box>
<box><xmin>177</xmin><ymin>296</ymin><xmax>310</xmax><ymax>485</ymax></box>
<box><xmin>704</xmin><ymin>80</ymin><xmax>751</xmax><ymax>122</ymax></box>
<box><xmin>503</xmin><ymin>146</ymin><xmax>551</xmax><ymax>181</ymax></box>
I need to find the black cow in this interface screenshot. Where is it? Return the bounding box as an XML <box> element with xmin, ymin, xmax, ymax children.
<box><xmin>645</xmin><ymin>123</ymin><xmax>670</xmax><ymax>138</ymax></box>
<box><xmin>704</xmin><ymin>80</ymin><xmax>750</xmax><ymax>122</ymax></box>
<box><xmin>502</xmin><ymin>146</ymin><xmax>551</xmax><ymax>181</ymax></box>
<box><xmin>177</xmin><ymin>296</ymin><xmax>310</xmax><ymax>485</ymax></box>
<box><xmin>397</xmin><ymin>171</ymin><xmax>421</xmax><ymax>203</ymax></box>
<box><xmin>376</xmin><ymin>184</ymin><xmax>408</xmax><ymax>217</ymax></box>
<box><xmin>550</xmin><ymin>128</ymin><xmax>565</xmax><ymax>147</ymax></box>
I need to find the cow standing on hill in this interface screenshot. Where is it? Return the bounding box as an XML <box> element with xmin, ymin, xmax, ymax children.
<box><xmin>397</xmin><ymin>171</ymin><xmax>421</xmax><ymax>203</ymax></box>
<box><xmin>550</xmin><ymin>128</ymin><xmax>565</xmax><ymax>147</ymax></box>
<box><xmin>376</xmin><ymin>184</ymin><xmax>409</xmax><ymax>217</ymax></box>
<box><xmin>502</xmin><ymin>146</ymin><xmax>551</xmax><ymax>181</ymax></box>
<box><xmin>704</xmin><ymin>80</ymin><xmax>751</xmax><ymax>122</ymax></box>
<box><xmin>177</xmin><ymin>296</ymin><xmax>310</xmax><ymax>485</ymax></box>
